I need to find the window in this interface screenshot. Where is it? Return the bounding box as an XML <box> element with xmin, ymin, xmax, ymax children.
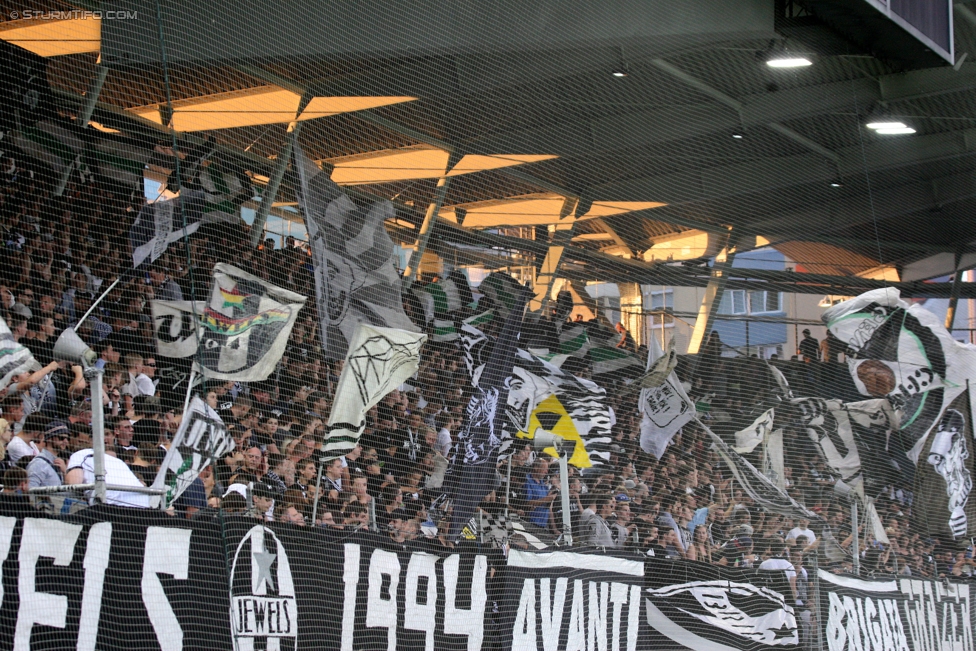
<box><xmin>719</xmin><ymin>289</ymin><xmax>780</xmax><ymax>315</ymax></box>
<box><xmin>647</xmin><ymin>289</ymin><xmax>674</xmax><ymax>328</ymax></box>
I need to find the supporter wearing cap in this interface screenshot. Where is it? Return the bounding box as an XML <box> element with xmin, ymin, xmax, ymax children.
<box><xmin>251</xmin><ymin>482</ymin><xmax>276</xmax><ymax>521</ymax></box>
<box><xmin>27</xmin><ymin>418</ymin><xmax>69</xmax><ymax>488</ymax></box>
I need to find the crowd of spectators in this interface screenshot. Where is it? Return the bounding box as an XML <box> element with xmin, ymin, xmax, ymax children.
<box><xmin>0</xmin><ymin>152</ymin><xmax>971</xmax><ymax>617</ymax></box>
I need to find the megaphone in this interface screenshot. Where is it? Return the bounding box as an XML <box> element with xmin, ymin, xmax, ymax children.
<box><xmin>53</xmin><ymin>328</ymin><xmax>97</xmax><ymax>369</ymax></box>
<box><xmin>532</xmin><ymin>430</ymin><xmax>576</xmax><ymax>458</ymax></box>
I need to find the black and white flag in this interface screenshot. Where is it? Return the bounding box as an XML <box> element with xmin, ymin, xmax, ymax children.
<box><xmin>129</xmin><ymin>191</ymin><xmax>206</xmax><ymax>268</ymax></box>
<box><xmin>444</xmin><ymin>284</ymin><xmax>528</xmax><ymax>540</ymax></box>
<box><xmin>149</xmin><ymin>396</ymin><xmax>232</xmax><ymax>507</ymax></box>
<box><xmin>0</xmin><ymin>315</ymin><xmax>40</xmax><ymax>391</ymax></box>
<box><xmin>823</xmin><ymin>288</ymin><xmax>976</xmax><ymax>461</ymax></box>
<box><xmin>460</xmin><ymin>322</ymin><xmax>614</xmax><ymax>470</ymax></box>
<box><xmin>321</xmin><ymin>324</ymin><xmax>425</xmax><ymax>461</ymax></box>
<box><xmin>639</xmin><ymin>336</ymin><xmax>694</xmax><ymax>460</ymax></box>
<box><xmin>913</xmin><ymin>389</ymin><xmax>976</xmax><ymax>542</ymax></box>
<box><xmin>151</xmin><ymin>300</ymin><xmax>205</xmax><ymax>358</ymax></box>
<box><xmin>195</xmin><ymin>264</ymin><xmax>306</xmax><ymax>381</ymax></box>
<box><xmin>705</xmin><ymin>421</ymin><xmax>821</xmax><ymax>522</ymax></box>
<box><xmin>293</xmin><ymin>144</ymin><xmax>418</xmax><ymax>360</ymax></box>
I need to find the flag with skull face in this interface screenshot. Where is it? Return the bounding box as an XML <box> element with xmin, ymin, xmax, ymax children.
<box><xmin>913</xmin><ymin>389</ymin><xmax>976</xmax><ymax>543</ymax></box>
<box><xmin>194</xmin><ymin>263</ymin><xmax>306</xmax><ymax>382</ymax></box>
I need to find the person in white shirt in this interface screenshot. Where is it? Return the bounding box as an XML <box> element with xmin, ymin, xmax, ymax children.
<box><xmin>122</xmin><ymin>353</ymin><xmax>155</xmax><ymax>413</ymax></box>
<box><xmin>65</xmin><ymin>441</ymin><xmax>151</xmax><ymax>508</ymax></box>
<box><xmin>758</xmin><ymin>540</ymin><xmax>798</xmax><ymax>602</ymax></box>
<box><xmin>433</xmin><ymin>412</ymin><xmax>454</xmax><ymax>457</ymax></box>
<box><xmin>786</xmin><ymin>518</ymin><xmax>817</xmax><ymax>545</ymax></box>
<box><xmin>7</xmin><ymin>413</ymin><xmax>45</xmax><ymax>464</ymax></box>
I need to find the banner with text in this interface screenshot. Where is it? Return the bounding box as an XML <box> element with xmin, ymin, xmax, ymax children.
<box><xmin>820</xmin><ymin>569</ymin><xmax>974</xmax><ymax>651</ymax></box>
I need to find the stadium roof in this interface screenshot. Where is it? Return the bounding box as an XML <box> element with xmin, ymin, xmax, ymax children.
<box><xmin>4</xmin><ymin>0</ymin><xmax>976</xmax><ymax>296</ymax></box>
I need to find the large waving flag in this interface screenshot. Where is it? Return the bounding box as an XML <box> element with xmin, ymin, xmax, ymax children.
<box><xmin>294</xmin><ymin>144</ymin><xmax>418</xmax><ymax>360</ymax></box>
<box><xmin>460</xmin><ymin>321</ymin><xmax>614</xmax><ymax>470</ymax></box>
<box><xmin>321</xmin><ymin>324</ymin><xmax>426</xmax><ymax>462</ymax></box>
<box><xmin>639</xmin><ymin>336</ymin><xmax>695</xmax><ymax>459</ymax></box>
<box><xmin>193</xmin><ymin>264</ymin><xmax>306</xmax><ymax>381</ymax></box>
<box><xmin>823</xmin><ymin>287</ymin><xmax>976</xmax><ymax>462</ymax></box>
<box><xmin>444</xmin><ymin>284</ymin><xmax>529</xmax><ymax>540</ymax></box>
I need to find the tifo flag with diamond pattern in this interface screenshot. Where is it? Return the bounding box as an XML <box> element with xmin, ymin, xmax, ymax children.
<box><xmin>321</xmin><ymin>324</ymin><xmax>426</xmax><ymax>462</ymax></box>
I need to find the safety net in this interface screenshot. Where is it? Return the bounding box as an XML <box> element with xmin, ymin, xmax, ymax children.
<box><xmin>0</xmin><ymin>1</ymin><xmax>973</xmax><ymax>650</ymax></box>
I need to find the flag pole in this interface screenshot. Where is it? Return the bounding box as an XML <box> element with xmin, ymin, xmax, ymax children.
<box><xmin>75</xmin><ymin>275</ymin><xmax>124</xmax><ymax>329</ymax></box>
<box><xmin>76</xmin><ymin>266</ymin><xmax>140</xmax><ymax>329</ymax></box>
<box><xmin>311</xmin><ymin>463</ymin><xmax>325</xmax><ymax>525</ymax></box>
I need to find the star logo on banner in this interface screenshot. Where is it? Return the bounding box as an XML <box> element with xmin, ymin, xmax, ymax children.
<box><xmin>253</xmin><ymin>550</ymin><xmax>276</xmax><ymax>592</ymax></box>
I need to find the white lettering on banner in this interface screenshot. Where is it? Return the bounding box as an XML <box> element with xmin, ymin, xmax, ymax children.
<box><xmin>0</xmin><ymin>517</ymin><xmax>15</xmax><ymax>614</ymax></box>
<box><xmin>443</xmin><ymin>553</ymin><xmax>488</xmax><ymax>650</ymax></box>
<box><xmin>901</xmin><ymin>579</ymin><xmax>973</xmax><ymax>651</ymax></box>
<box><xmin>540</xmin><ymin>578</ymin><xmax>568</xmax><ymax>651</ymax></box>
<box><xmin>341</xmin><ymin>543</ymin><xmax>360</xmax><ymax>651</ymax></box>
<box><xmin>513</xmin><ymin>578</ymin><xmax>638</xmax><ymax>651</ymax></box>
<box><xmin>343</xmin><ymin>545</ymin><xmax>488</xmax><ymax>651</ymax></box>
<box><xmin>232</xmin><ymin>596</ymin><xmax>296</xmax><ymax>637</ymax></box>
<box><xmin>825</xmin><ymin>591</ymin><xmax>913</xmax><ymax>651</ymax></box>
<box><xmin>78</xmin><ymin>522</ymin><xmax>111</xmax><ymax>651</ymax></box>
<box><xmin>14</xmin><ymin>518</ymin><xmax>82</xmax><ymax>651</ymax></box>
<box><xmin>142</xmin><ymin>527</ymin><xmax>191</xmax><ymax>651</ymax></box>
<box><xmin>404</xmin><ymin>554</ymin><xmax>438</xmax><ymax>651</ymax></box>
<box><xmin>366</xmin><ymin>549</ymin><xmax>400</xmax><ymax>651</ymax></box>
<box><xmin>229</xmin><ymin>525</ymin><xmax>298</xmax><ymax>651</ymax></box>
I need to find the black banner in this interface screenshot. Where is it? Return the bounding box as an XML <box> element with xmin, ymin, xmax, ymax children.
<box><xmin>1</xmin><ymin>502</ymin><xmax>972</xmax><ymax>651</ymax></box>
<box><xmin>644</xmin><ymin>558</ymin><xmax>801</xmax><ymax>650</ymax></box>
<box><xmin>501</xmin><ymin>549</ymin><xmax>647</xmax><ymax>651</ymax></box>
<box><xmin>820</xmin><ymin>569</ymin><xmax>975</xmax><ymax>651</ymax></box>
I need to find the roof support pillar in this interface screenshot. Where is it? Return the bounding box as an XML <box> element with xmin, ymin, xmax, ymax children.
<box><xmin>250</xmin><ymin>122</ymin><xmax>302</xmax><ymax>248</ymax></box>
<box><xmin>946</xmin><ymin>250</ymin><xmax>965</xmax><ymax>330</ymax></box>
<box><xmin>687</xmin><ymin>231</ymin><xmax>736</xmax><ymax>355</ymax></box>
<box><xmin>529</xmin><ymin>198</ymin><xmax>578</xmax><ymax>311</ymax></box>
<box><xmin>53</xmin><ymin>64</ymin><xmax>109</xmax><ymax>198</ymax></box>
<box><xmin>403</xmin><ymin>159</ymin><xmax>460</xmax><ymax>291</ymax></box>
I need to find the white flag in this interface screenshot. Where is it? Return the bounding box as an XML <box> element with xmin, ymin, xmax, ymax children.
<box><xmin>151</xmin><ymin>300</ymin><xmax>205</xmax><ymax>358</ymax></box>
<box><xmin>639</xmin><ymin>336</ymin><xmax>694</xmax><ymax>459</ymax></box>
<box><xmin>322</xmin><ymin>324</ymin><xmax>426</xmax><ymax>461</ymax></box>
<box><xmin>733</xmin><ymin>408</ymin><xmax>776</xmax><ymax>454</ymax></box>
<box><xmin>149</xmin><ymin>396</ymin><xmax>233</xmax><ymax>508</ymax></box>
<box><xmin>193</xmin><ymin>264</ymin><xmax>306</xmax><ymax>382</ymax></box>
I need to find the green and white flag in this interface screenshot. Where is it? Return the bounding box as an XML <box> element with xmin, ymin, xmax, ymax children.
<box><xmin>149</xmin><ymin>396</ymin><xmax>232</xmax><ymax>508</ymax></box>
<box><xmin>0</xmin><ymin>316</ymin><xmax>40</xmax><ymax>391</ymax></box>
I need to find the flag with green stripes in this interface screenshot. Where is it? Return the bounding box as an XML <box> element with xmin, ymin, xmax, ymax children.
<box><xmin>321</xmin><ymin>324</ymin><xmax>426</xmax><ymax>462</ymax></box>
<box><xmin>584</xmin><ymin>321</ymin><xmax>644</xmax><ymax>382</ymax></box>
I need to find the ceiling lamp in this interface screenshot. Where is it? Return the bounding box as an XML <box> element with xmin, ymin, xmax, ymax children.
<box><xmin>866</xmin><ymin>120</ymin><xmax>915</xmax><ymax>135</ymax></box>
<box><xmin>611</xmin><ymin>68</ymin><xmax>628</xmax><ymax>77</ymax></box>
<box><xmin>766</xmin><ymin>55</ymin><xmax>813</xmax><ymax>68</ymax></box>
